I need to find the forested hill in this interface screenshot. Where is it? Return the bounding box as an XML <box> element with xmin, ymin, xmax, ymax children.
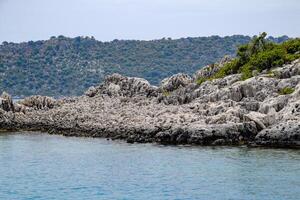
<box><xmin>0</xmin><ymin>35</ymin><xmax>289</xmax><ymax>97</ymax></box>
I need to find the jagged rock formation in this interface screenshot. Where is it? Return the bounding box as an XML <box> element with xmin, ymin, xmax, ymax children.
<box><xmin>194</xmin><ymin>55</ymin><xmax>232</xmax><ymax>80</ymax></box>
<box><xmin>0</xmin><ymin>92</ymin><xmax>14</xmax><ymax>112</ymax></box>
<box><xmin>19</xmin><ymin>96</ymin><xmax>59</xmax><ymax>110</ymax></box>
<box><xmin>85</xmin><ymin>73</ymin><xmax>158</xmax><ymax>97</ymax></box>
<box><xmin>160</xmin><ymin>73</ymin><xmax>192</xmax><ymax>92</ymax></box>
<box><xmin>0</xmin><ymin>59</ymin><xmax>299</xmax><ymax>148</ymax></box>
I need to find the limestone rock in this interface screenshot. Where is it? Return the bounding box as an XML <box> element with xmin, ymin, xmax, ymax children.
<box><xmin>194</xmin><ymin>55</ymin><xmax>232</xmax><ymax>80</ymax></box>
<box><xmin>160</xmin><ymin>73</ymin><xmax>192</xmax><ymax>92</ymax></box>
<box><xmin>1</xmin><ymin>57</ymin><xmax>300</xmax><ymax>148</ymax></box>
<box><xmin>255</xmin><ymin>121</ymin><xmax>300</xmax><ymax>148</ymax></box>
<box><xmin>19</xmin><ymin>96</ymin><xmax>58</xmax><ymax>110</ymax></box>
<box><xmin>0</xmin><ymin>92</ymin><xmax>14</xmax><ymax>112</ymax></box>
<box><xmin>88</xmin><ymin>73</ymin><xmax>158</xmax><ymax>97</ymax></box>
<box><xmin>85</xmin><ymin>86</ymin><xmax>98</xmax><ymax>97</ymax></box>
<box><xmin>272</xmin><ymin>59</ymin><xmax>300</xmax><ymax>79</ymax></box>
<box><xmin>244</xmin><ymin>112</ymin><xmax>270</xmax><ymax>130</ymax></box>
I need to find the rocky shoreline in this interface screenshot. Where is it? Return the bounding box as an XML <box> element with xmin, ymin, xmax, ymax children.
<box><xmin>1</xmin><ymin>58</ymin><xmax>300</xmax><ymax>148</ymax></box>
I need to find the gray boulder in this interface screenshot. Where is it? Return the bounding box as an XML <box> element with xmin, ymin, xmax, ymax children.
<box><xmin>255</xmin><ymin>121</ymin><xmax>300</xmax><ymax>148</ymax></box>
<box><xmin>86</xmin><ymin>73</ymin><xmax>158</xmax><ymax>97</ymax></box>
<box><xmin>0</xmin><ymin>92</ymin><xmax>14</xmax><ymax>112</ymax></box>
<box><xmin>160</xmin><ymin>73</ymin><xmax>192</xmax><ymax>92</ymax></box>
<box><xmin>194</xmin><ymin>55</ymin><xmax>232</xmax><ymax>80</ymax></box>
<box><xmin>19</xmin><ymin>96</ymin><xmax>58</xmax><ymax>110</ymax></box>
<box><xmin>272</xmin><ymin>59</ymin><xmax>300</xmax><ymax>79</ymax></box>
<box><xmin>85</xmin><ymin>86</ymin><xmax>98</xmax><ymax>97</ymax></box>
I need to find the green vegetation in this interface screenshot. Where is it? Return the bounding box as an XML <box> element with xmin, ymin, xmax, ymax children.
<box><xmin>279</xmin><ymin>87</ymin><xmax>295</xmax><ymax>95</ymax></box>
<box><xmin>162</xmin><ymin>90</ymin><xmax>171</xmax><ymax>97</ymax></box>
<box><xmin>196</xmin><ymin>33</ymin><xmax>299</xmax><ymax>84</ymax></box>
<box><xmin>0</xmin><ymin>35</ymin><xmax>290</xmax><ymax>96</ymax></box>
<box><xmin>266</xmin><ymin>70</ymin><xmax>276</xmax><ymax>78</ymax></box>
<box><xmin>196</xmin><ymin>77</ymin><xmax>209</xmax><ymax>85</ymax></box>
<box><xmin>0</xmin><ymin>35</ymin><xmax>252</xmax><ymax>97</ymax></box>
<box><xmin>0</xmin><ymin>35</ymin><xmax>288</xmax><ymax>97</ymax></box>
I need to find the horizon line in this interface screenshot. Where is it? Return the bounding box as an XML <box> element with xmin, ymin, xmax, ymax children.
<box><xmin>0</xmin><ymin>33</ymin><xmax>291</xmax><ymax>45</ymax></box>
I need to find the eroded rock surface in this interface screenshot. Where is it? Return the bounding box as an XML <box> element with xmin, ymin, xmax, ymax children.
<box><xmin>85</xmin><ymin>73</ymin><xmax>158</xmax><ymax>97</ymax></box>
<box><xmin>0</xmin><ymin>92</ymin><xmax>14</xmax><ymax>112</ymax></box>
<box><xmin>1</xmin><ymin>59</ymin><xmax>300</xmax><ymax>148</ymax></box>
<box><xmin>194</xmin><ymin>55</ymin><xmax>232</xmax><ymax>80</ymax></box>
<box><xmin>160</xmin><ymin>73</ymin><xmax>192</xmax><ymax>92</ymax></box>
<box><xmin>19</xmin><ymin>96</ymin><xmax>59</xmax><ymax>110</ymax></box>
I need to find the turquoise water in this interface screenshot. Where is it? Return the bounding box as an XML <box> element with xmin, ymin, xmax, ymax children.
<box><xmin>0</xmin><ymin>132</ymin><xmax>299</xmax><ymax>200</ymax></box>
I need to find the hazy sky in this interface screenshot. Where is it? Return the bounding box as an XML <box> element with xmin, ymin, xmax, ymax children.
<box><xmin>0</xmin><ymin>0</ymin><xmax>299</xmax><ymax>43</ymax></box>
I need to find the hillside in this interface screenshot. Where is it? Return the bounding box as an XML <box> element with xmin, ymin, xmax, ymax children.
<box><xmin>1</xmin><ymin>35</ymin><xmax>300</xmax><ymax>148</ymax></box>
<box><xmin>0</xmin><ymin>35</ymin><xmax>289</xmax><ymax>96</ymax></box>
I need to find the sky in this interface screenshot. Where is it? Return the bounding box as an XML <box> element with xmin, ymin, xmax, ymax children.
<box><xmin>0</xmin><ymin>0</ymin><xmax>299</xmax><ymax>43</ymax></box>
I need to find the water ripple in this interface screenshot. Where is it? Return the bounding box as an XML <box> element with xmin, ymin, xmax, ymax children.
<box><xmin>0</xmin><ymin>132</ymin><xmax>299</xmax><ymax>200</ymax></box>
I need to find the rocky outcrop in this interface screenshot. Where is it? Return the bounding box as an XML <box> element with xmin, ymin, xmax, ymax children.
<box><xmin>254</xmin><ymin>82</ymin><xmax>300</xmax><ymax>147</ymax></box>
<box><xmin>1</xmin><ymin>58</ymin><xmax>300</xmax><ymax>148</ymax></box>
<box><xmin>272</xmin><ymin>59</ymin><xmax>300</xmax><ymax>79</ymax></box>
<box><xmin>255</xmin><ymin>121</ymin><xmax>300</xmax><ymax>148</ymax></box>
<box><xmin>19</xmin><ymin>96</ymin><xmax>58</xmax><ymax>110</ymax></box>
<box><xmin>85</xmin><ymin>73</ymin><xmax>158</xmax><ymax>97</ymax></box>
<box><xmin>160</xmin><ymin>73</ymin><xmax>192</xmax><ymax>92</ymax></box>
<box><xmin>194</xmin><ymin>55</ymin><xmax>232</xmax><ymax>80</ymax></box>
<box><xmin>0</xmin><ymin>92</ymin><xmax>14</xmax><ymax>112</ymax></box>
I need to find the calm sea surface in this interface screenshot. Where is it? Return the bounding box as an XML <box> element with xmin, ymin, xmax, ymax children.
<box><xmin>0</xmin><ymin>132</ymin><xmax>299</xmax><ymax>200</ymax></box>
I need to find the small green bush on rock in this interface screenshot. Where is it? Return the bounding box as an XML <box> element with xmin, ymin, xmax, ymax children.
<box><xmin>162</xmin><ymin>90</ymin><xmax>171</xmax><ymax>97</ymax></box>
<box><xmin>199</xmin><ymin>33</ymin><xmax>300</xmax><ymax>82</ymax></box>
<box><xmin>248</xmin><ymin>47</ymin><xmax>287</xmax><ymax>72</ymax></box>
<box><xmin>196</xmin><ymin>77</ymin><xmax>208</xmax><ymax>85</ymax></box>
<box><xmin>279</xmin><ymin>87</ymin><xmax>295</xmax><ymax>95</ymax></box>
<box><xmin>213</xmin><ymin>59</ymin><xmax>240</xmax><ymax>79</ymax></box>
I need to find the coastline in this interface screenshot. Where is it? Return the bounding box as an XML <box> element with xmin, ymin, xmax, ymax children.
<box><xmin>1</xmin><ymin>129</ymin><xmax>299</xmax><ymax>149</ymax></box>
<box><xmin>1</xmin><ymin>58</ymin><xmax>300</xmax><ymax>149</ymax></box>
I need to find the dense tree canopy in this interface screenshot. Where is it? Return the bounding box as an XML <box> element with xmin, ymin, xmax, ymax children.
<box><xmin>0</xmin><ymin>35</ymin><xmax>288</xmax><ymax>97</ymax></box>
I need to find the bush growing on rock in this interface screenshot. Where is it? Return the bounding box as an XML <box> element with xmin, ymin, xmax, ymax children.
<box><xmin>240</xmin><ymin>44</ymin><xmax>299</xmax><ymax>79</ymax></box>
<box><xmin>196</xmin><ymin>77</ymin><xmax>208</xmax><ymax>85</ymax></box>
<box><xmin>196</xmin><ymin>33</ymin><xmax>300</xmax><ymax>83</ymax></box>
<box><xmin>162</xmin><ymin>90</ymin><xmax>171</xmax><ymax>97</ymax></box>
<box><xmin>213</xmin><ymin>59</ymin><xmax>240</xmax><ymax>79</ymax></box>
<box><xmin>284</xmin><ymin>38</ymin><xmax>300</xmax><ymax>54</ymax></box>
<box><xmin>278</xmin><ymin>87</ymin><xmax>295</xmax><ymax>95</ymax></box>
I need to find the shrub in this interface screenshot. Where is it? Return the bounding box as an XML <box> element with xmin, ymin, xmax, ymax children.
<box><xmin>210</xmin><ymin>35</ymin><xmax>300</xmax><ymax>81</ymax></box>
<box><xmin>248</xmin><ymin>46</ymin><xmax>287</xmax><ymax>72</ymax></box>
<box><xmin>266</xmin><ymin>70</ymin><xmax>275</xmax><ymax>78</ymax></box>
<box><xmin>241</xmin><ymin>64</ymin><xmax>253</xmax><ymax>80</ymax></box>
<box><xmin>196</xmin><ymin>77</ymin><xmax>208</xmax><ymax>85</ymax></box>
<box><xmin>283</xmin><ymin>38</ymin><xmax>300</xmax><ymax>54</ymax></box>
<box><xmin>279</xmin><ymin>87</ymin><xmax>295</xmax><ymax>95</ymax></box>
<box><xmin>162</xmin><ymin>90</ymin><xmax>171</xmax><ymax>97</ymax></box>
<box><xmin>213</xmin><ymin>59</ymin><xmax>240</xmax><ymax>79</ymax></box>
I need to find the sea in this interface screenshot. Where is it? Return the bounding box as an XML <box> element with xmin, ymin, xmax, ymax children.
<box><xmin>0</xmin><ymin>132</ymin><xmax>299</xmax><ymax>200</ymax></box>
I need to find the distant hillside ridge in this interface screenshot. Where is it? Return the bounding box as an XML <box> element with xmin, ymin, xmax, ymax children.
<box><xmin>0</xmin><ymin>35</ymin><xmax>289</xmax><ymax>96</ymax></box>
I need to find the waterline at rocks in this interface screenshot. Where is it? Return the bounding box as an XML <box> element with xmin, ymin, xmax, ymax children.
<box><xmin>1</xmin><ymin>59</ymin><xmax>300</xmax><ymax>148</ymax></box>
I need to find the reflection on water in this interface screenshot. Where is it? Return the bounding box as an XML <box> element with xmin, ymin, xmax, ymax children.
<box><xmin>0</xmin><ymin>132</ymin><xmax>299</xmax><ymax>200</ymax></box>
